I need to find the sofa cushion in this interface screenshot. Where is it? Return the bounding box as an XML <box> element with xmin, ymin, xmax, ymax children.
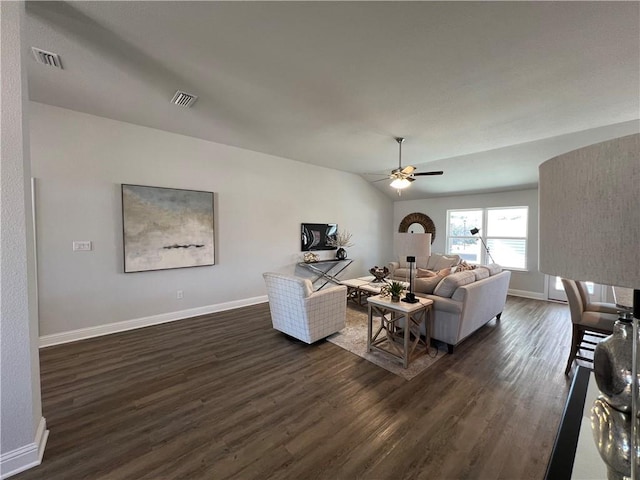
<box><xmin>473</xmin><ymin>267</ymin><xmax>490</xmax><ymax>281</ymax></box>
<box><xmin>485</xmin><ymin>263</ymin><xmax>503</xmax><ymax>275</ymax></box>
<box><xmin>414</xmin><ymin>276</ymin><xmax>443</xmax><ymax>294</ymax></box>
<box><xmin>427</xmin><ymin>254</ymin><xmax>460</xmax><ymax>271</ymax></box>
<box><xmin>433</xmin><ymin>271</ymin><xmax>476</xmax><ymax>298</ymax></box>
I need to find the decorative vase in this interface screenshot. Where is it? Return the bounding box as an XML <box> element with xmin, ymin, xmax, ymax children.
<box><xmin>594</xmin><ymin>314</ymin><xmax>640</xmax><ymax>414</ymax></box>
<box><xmin>593</xmin><ymin>312</ymin><xmax>640</xmax><ymax>479</ymax></box>
<box><xmin>391</xmin><ymin>295</ymin><xmax>400</xmax><ymax>302</ymax></box>
<box><xmin>591</xmin><ymin>397</ymin><xmax>640</xmax><ymax>479</ymax></box>
<box><xmin>336</xmin><ymin>247</ymin><xmax>347</xmax><ymax>260</ymax></box>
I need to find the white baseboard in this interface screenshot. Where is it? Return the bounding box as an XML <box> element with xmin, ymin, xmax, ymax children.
<box><xmin>39</xmin><ymin>295</ymin><xmax>269</xmax><ymax>348</ymax></box>
<box><xmin>1</xmin><ymin>417</ymin><xmax>48</xmax><ymax>479</ymax></box>
<box><xmin>508</xmin><ymin>289</ymin><xmax>546</xmax><ymax>301</ymax></box>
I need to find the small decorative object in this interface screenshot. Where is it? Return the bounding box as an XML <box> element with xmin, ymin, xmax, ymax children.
<box><xmin>381</xmin><ymin>281</ymin><xmax>404</xmax><ymax>302</ymax></box>
<box><xmin>369</xmin><ymin>266</ymin><xmax>389</xmax><ymax>282</ymax></box>
<box><xmin>326</xmin><ymin>229</ymin><xmax>354</xmax><ymax>260</ymax></box>
<box><xmin>303</xmin><ymin>252</ymin><xmax>319</xmax><ymax>263</ymax></box>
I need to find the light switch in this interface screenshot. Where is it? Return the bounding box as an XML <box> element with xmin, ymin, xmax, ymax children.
<box><xmin>72</xmin><ymin>241</ymin><xmax>92</xmax><ymax>251</ymax></box>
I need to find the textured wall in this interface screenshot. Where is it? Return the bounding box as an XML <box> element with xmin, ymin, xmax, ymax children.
<box><xmin>0</xmin><ymin>0</ymin><xmax>44</xmax><ymax>462</ymax></box>
<box><xmin>29</xmin><ymin>102</ymin><xmax>394</xmax><ymax>337</ymax></box>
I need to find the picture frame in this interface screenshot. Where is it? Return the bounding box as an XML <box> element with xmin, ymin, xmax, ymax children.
<box><xmin>121</xmin><ymin>184</ymin><xmax>215</xmax><ymax>273</ymax></box>
<box><xmin>301</xmin><ymin>223</ymin><xmax>337</xmax><ymax>251</ymax></box>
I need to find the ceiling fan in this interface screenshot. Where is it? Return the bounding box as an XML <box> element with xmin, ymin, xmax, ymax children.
<box><xmin>374</xmin><ymin>137</ymin><xmax>444</xmax><ymax>195</ymax></box>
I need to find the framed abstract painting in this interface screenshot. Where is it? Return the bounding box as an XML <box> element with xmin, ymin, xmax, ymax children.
<box><xmin>121</xmin><ymin>184</ymin><xmax>215</xmax><ymax>273</ymax></box>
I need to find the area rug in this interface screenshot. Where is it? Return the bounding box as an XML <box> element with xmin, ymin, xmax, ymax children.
<box><xmin>327</xmin><ymin>306</ymin><xmax>447</xmax><ymax>380</ymax></box>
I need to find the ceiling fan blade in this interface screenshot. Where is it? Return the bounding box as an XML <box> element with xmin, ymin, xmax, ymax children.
<box><xmin>413</xmin><ymin>171</ymin><xmax>444</xmax><ymax>177</ymax></box>
<box><xmin>401</xmin><ymin>165</ymin><xmax>415</xmax><ymax>175</ymax></box>
<box><xmin>372</xmin><ymin>177</ymin><xmax>392</xmax><ymax>183</ymax></box>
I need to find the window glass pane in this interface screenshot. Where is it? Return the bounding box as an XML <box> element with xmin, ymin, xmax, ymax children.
<box><xmin>448</xmin><ymin>238</ymin><xmax>480</xmax><ymax>263</ymax></box>
<box><xmin>487</xmin><ymin>208</ymin><xmax>527</xmax><ymax>237</ymax></box>
<box><xmin>448</xmin><ymin>210</ymin><xmax>483</xmax><ymax>237</ymax></box>
<box><xmin>487</xmin><ymin>238</ymin><xmax>526</xmax><ymax>269</ymax></box>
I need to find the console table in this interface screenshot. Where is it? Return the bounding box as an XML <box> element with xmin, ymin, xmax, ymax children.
<box><xmin>545</xmin><ymin>366</ymin><xmax>607</xmax><ymax>479</ymax></box>
<box><xmin>297</xmin><ymin>259</ymin><xmax>352</xmax><ymax>290</ymax></box>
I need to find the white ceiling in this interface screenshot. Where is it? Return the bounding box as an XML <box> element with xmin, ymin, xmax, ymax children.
<box><xmin>25</xmin><ymin>1</ymin><xmax>640</xmax><ymax>200</ymax></box>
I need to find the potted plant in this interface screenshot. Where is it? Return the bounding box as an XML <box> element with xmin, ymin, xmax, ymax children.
<box><xmin>382</xmin><ymin>281</ymin><xmax>405</xmax><ymax>302</ymax></box>
<box><xmin>326</xmin><ymin>230</ymin><xmax>354</xmax><ymax>260</ymax></box>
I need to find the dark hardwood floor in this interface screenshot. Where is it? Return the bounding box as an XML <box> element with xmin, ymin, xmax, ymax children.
<box><xmin>15</xmin><ymin>296</ymin><xmax>575</xmax><ymax>480</ymax></box>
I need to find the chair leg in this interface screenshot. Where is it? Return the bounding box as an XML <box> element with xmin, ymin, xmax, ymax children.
<box><xmin>565</xmin><ymin>324</ymin><xmax>581</xmax><ymax>375</ymax></box>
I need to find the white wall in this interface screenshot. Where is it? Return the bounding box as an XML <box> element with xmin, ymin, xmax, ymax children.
<box><xmin>29</xmin><ymin>102</ymin><xmax>394</xmax><ymax>341</ymax></box>
<box><xmin>0</xmin><ymin>2</ymin><xmax>47</xmax><ymax>477</ymax></box>
<box><xmin>393</xmin><ymin>188</ymin><xmax>544</xmax><ymax>298</ymax></box>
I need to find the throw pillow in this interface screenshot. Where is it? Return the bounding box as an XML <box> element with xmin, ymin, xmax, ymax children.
<box><xmin>432</xmin><ymin>255</ymin><xmax>460</xmax><ymax>271</ymax></box>
<box><xmin>417</xmin><ymin>268</ymin><xmax>437</xmax><ymax>278</ymax></box>
<box><xmin>455</xmin><ymin>260</ymin><xmax>476</xmax><ymax>272</ymax></box>
<box><xmin>437</xmin><ymin>268</ymin><xmax>452</xmax><ymax>277</ymax></box>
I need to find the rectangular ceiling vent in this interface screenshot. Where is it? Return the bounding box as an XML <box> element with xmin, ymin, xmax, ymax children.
<box><xmin>171</xmin><ymin>90</ymin><xmax>198</xmax><ymax>108</ymax></box>
<box><xmin>31</xmin><ymin>47</ymin><xmax>63</xmax><ymax>69</ymax></box>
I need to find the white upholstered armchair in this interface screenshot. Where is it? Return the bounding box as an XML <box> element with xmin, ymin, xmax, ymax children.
<box><xmin>262</xmin><ymin>272</ymin><xmax>347</xmax><ymax>344</ymax></box>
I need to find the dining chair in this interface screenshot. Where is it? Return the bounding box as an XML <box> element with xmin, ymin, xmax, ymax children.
<box><xmin>562</xmin><ymin>278</ymin><xmax>619</xmax><ymax>375</ymax></box>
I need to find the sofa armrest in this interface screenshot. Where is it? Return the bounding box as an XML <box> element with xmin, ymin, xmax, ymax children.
<box><xmin>416</xmin><ymin>293</ymin><xmax>463</xmax><ymax>314</ymax></box>
<box><xmin>388</xmin><ymin>261</ymin><xmax>400</xmax><ymax>275</ymax></box>
<box><xmin>308</xmin><ymin>284</ymin><xmax>347</xmax><ymax>302</ymax></box>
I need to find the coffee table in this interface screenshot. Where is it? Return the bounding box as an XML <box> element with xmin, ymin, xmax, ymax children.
<box><xmin>367</xmin><ymin>294</ymin><xmax>433</xmax><ymax>368</ymax></box>
<box><xmin>341</xmin><ymin>276</ymin><xmax>408</xmax><ymax>307</ymax></box>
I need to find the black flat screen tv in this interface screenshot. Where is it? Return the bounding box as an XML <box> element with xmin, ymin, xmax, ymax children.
<box><xmin>301</xmin><ymin>223</ymin><xmax>337</xmax><ymax>251</ymax></box>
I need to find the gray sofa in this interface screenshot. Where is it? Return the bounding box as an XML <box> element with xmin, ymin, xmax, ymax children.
<box><xmin>412</xmin><ymin>264</ymin><xmax>511</xmax><ymax>353</ymax></box>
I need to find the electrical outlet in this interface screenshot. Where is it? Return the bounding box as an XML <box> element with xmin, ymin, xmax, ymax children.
<box><xmin>72</xmin><ymin>241</ymin><xmax>92</xmax><ymax>251</ymax></box>
<box><xmin>176</xmin><ymin>290</ymin><xmax>183</xmax><ymax>299</ymax></box>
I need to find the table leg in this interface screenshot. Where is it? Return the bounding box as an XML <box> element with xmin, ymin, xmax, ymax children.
<box><xmin>367</xmin><ymin>303</ymin><xmax>373</xmax><ymax>352</ymax></box>
<box><xmin>425</xmin><ymin>304</ymin><xmax>432</xmax><ymax>355</ymax></box>
<box><xmin>403</xmin><ymin>312</ymin><xmax>410</xmax><ymax>368</ymax></box>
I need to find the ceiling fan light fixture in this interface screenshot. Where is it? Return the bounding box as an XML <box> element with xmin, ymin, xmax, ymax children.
<box><xmin>390</xmin><ymin>177</ymin><xmax>411</xmax><ymax>189</ymax></box>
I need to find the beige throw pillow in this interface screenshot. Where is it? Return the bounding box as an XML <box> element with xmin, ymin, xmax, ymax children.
<box><xmin>417</xmin><ymin>268</ymin><xmax>437</xmax><ymax>278</ymax></box>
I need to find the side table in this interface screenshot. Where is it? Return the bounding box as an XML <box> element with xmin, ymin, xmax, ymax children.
<box><xmin>367</xmin><ymin>294</ymin><xmax>433</xmax><ymax>368</ymax></box>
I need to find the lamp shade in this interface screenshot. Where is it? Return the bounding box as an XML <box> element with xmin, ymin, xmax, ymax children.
<box><xmin>538</xmin><ymin>133</ymin><xmax>640</xmax><ymax>289</ymax></box>
<box><xmin>394</xmin><ymin>233</ymin><xmax>431</xmax><ymax>266</ymax></box>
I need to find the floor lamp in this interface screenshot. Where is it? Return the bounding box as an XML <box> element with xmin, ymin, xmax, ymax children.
<box><xmin>539</xmin><ymin>133</ymin><xmax>640</xmax><ymax>479</ymax></box>
<box><xmin>469</xmin><ymin>227</ymin><xmax>495</xmax><ymax>264</ymax></box>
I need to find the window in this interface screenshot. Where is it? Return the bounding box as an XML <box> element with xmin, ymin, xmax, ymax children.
<box><xmin>446</xmin><ymin>207</ymin><xmax>528</xmax><ymax>270</ymax></box>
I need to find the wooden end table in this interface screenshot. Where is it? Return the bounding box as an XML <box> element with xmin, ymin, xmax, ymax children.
<box><xmin>367</xmin><ymin>294</ymin><xmax>433</xmax><ymax>368</ymax></box>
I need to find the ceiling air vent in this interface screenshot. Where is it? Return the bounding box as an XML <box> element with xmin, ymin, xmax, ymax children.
<box><xmin>171</xmin><ymin>90</ymin><xmax>198</xmax><ymax>108</ymax></box>
<box><xmin>31</xmin><ymin>47</ymin><xmax>63</xmax><ymax>69</ymax></box>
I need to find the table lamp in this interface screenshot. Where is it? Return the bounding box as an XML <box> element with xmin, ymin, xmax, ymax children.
<box><xmin>538</xmin><ymin>133</ymin><xmax>640</xmax><ymax>478</ymax></box>
<box><xmin>394</xmin><ymin>233</ymin><xmax>431</xmax><ymax>304</ymax></box>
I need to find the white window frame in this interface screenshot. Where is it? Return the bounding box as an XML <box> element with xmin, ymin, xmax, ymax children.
<box><xmin>446</xmin><ymin>206</ymin><xmax>529</xmax><ymax>271</ymax></box>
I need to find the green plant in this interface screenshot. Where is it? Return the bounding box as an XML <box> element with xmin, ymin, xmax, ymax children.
<box><xmin>382</xmin><ymin>281</ymin><xmax>404</xmax><ymax>298</ymax></box>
